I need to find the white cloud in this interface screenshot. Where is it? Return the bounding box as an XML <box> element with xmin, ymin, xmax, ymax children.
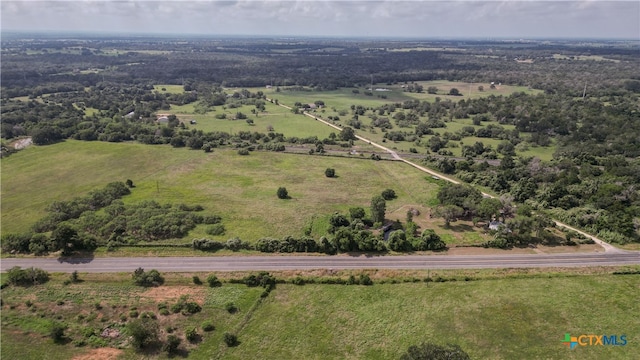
<box><xmin>1</xmin><ymin>0</ymin><xmax>638</xmax><ymax>38</ymax></box>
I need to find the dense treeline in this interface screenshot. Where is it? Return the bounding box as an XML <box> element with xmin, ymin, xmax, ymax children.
<box><xmin>2</xmin><ymin>37</ymin><xmax>638</xmax><ymax>95</ymax></box>
<box><xmin>423</xmin><ymin>153</ymin><xmax>640</xmax><ymax>244</ymax></box>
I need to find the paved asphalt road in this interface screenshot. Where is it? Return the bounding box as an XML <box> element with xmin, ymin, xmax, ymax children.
<box><xmin>2</xmin><ymin>252</ymin><xmax>639</xmax><ymax>273</ymax></box>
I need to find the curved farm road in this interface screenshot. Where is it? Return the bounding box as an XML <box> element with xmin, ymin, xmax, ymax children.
<box><xmin>268</xmin><ymin>101</ymin><xmax>624</xmax><ymax>255</ymax></box>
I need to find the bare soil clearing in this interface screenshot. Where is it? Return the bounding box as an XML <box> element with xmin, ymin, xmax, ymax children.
<box><xmin>71</xmin><ymin>348</ymin><xmax>123</xmax><ymax>360</ymax></box>
<box><xmin>142</xmin><ymin>285</ymin><xmax>206</xmax><ymax>303</ymax></box>
<box><xmin>10</xmin><ymin>137</ymin><xmax>32</xmax><ymax>149</ymax></box>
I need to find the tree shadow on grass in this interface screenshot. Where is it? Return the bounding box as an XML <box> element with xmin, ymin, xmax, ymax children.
<box><xmin>57</xmin><ymin>251</ymin><xmax>94</xmax><ymax>264</ymax></box>
<box><xmin>438</xmin><ymin>223</ymin><xmax>474</xmax><ymax>232</ymax></box>
<box><xmin>188</xmin><ymin>334</ymin><xmax>203</xmax><ymax>344</ymax></box>
<box><xmin>168</xmin><ymin>348</ymin><xmax>190</xmax><ymax>358</ymax></box>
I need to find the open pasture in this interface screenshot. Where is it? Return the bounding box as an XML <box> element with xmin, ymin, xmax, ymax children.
<box><xmin>216</xmin><ymin>274</ymin><xmax>640</xmax><ymax>360</ymax></box>
<box><xmin>1</xmin><ymin>140</ymin><xmax>442</xmax><ymax>242</ymax></box>
<box><xmin>170</xmin><ymin>102</ymin><xmax>337</xmax><ymax>139</ymax></box>
<box><xmin>153</xmin><ymin>84</ymin><xmax>185</xmax><ymax>94</ymax></box>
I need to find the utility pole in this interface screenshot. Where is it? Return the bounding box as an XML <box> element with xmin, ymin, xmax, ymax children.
<box><xmin>582</xmin><ymin>82</ymin><xmax>587</xmax><ymax>100</ymax></box>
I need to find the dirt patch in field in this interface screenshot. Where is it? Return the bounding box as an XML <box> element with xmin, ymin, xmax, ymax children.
<box><xmin>72</xmin><ymin>348</ymin><xmax>123</xmax><ymax>360</ymax></box>
<box><xmin>141</xmin><ymin>286</ymin><xmax>206</xmax><ymax>303</ymax></box>
<box><xmin>11</xmin><ymin>137</ymin><xmax>32</xmax><ymax>150</ymax></box>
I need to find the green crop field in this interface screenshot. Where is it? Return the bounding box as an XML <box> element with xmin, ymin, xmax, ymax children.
<box><xmin>2</xmin><ymin>271</ymin><xmax>637</xmax><ymax>359</ymax></box>
<box><xmin>1</xmin><ymin>140</ymin><xmax>445</xmax><ymax>242</ymax></box>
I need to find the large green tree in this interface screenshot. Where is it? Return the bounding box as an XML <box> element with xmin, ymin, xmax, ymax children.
<box><xmin>127</xmin><ymin>318</ymin><xmax>159</xmax><ymax>349</ymax></box>
<box><xmin>433</xmin><ymin>205</ymin><xmax>464</xmax><ymax>227</ymax></box>
<box><xmin>370</xmin><ymin>195</ymin><xmax>386</xmax><ymax>224</ymax></box>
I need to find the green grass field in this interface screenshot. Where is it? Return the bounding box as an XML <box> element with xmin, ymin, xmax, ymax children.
<box><xmin>258</xmin><ymin>81</ymin><xmax>540</xmax><ymax>113</ymax></box>
<box><xmin>170</xmin><ymin>102</ymin><xmax>337</xmax><ymax>139</ymax></box>
<box><xmin>1</xmin><ymin>140</ymin><xmax>442</xmax><ymax>242</ymax></box>
<box><xmin>3</xmin><ymin>271</ymin><xmax>636</xmax><ymax>359</ymax></box>
<box><xmin>223</xmin><ymin>274</ymin><xmax>640</xmax><ymax>360</ymax></box>
<box><xmin>153</xmin><ymin>84</ymin><xmax>185</xmax><ymax>94</ymax></box>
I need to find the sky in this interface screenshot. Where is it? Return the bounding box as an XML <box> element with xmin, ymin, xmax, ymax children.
<box><xmin>1</xmin><ymin>1</ymin><xmax>639</xmax><ymax>39</ymax></box>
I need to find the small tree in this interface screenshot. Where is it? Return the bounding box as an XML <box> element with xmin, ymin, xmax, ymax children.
<box><xmin>339</xmin><ymin>126</ymin><xmax>356</xmax><ymax>141</ymax></box>
<box><xmin>349</xmin><ymin>207</ymin><xmax>366</xmax><ymax>221</ymax></box>
<box><xmin>185</xmin><ymin>327</ymin><xmax>198</xmax><ymax>343</ymax></box>
<box><xmin>207</xmin><ymin>274</ymin><xmax>222</xmax><ymax>287</ymax></box>
<box><xmin>202</xmin><ymin>321</ymin><xmax>215</xmax><ymax>332</ymax></box>
<box><xmin>225</xmin><ymin>302</ymin><xmax>238</xmax><ymax>313</ymax></box>
<box><xmin>223</xmin><ymin>332</ymin><xmax>239</xmax><ymax>347</ymax></box>
<box><xmin>449</xmin><ymin>88</ymin><xmax>461</xmax><ymax>96</ymax></box>
<box><xmin>126</xmin><ymin>179</ymin><xmax>135</xmax><ymax>188</ymax></box>
<box><xmin>381</xmin><ymin>188</ymin><xmax>397</xmax><ymax>200</ymax></box>
<box><xmin>325</xmin><ymin>168</ymin><xmax>336</xmax><ymax>178</ymax></box>
<box><xmin>132</xmin><ymin>268</ymin><xmax>164</xmax><ymax>287</ymax></box>
<box><xmin>49</xmin><ymin>321</ymin><xmax>67</xmax><ymax>343</ymax></box>
<box><xmin>127</xmin><ymin>318</ymin><xmax>159</xmax><ymax>349</ymax></box>
<box><xmin>277</xmin><ymin>187</ymin><xmax>289</xmax><ymax>199</ymax></box>
<box><xmin>70</xmin><ymin>270</ymin><xmax>80</xmax><ymax>283</ymax></box>
<box><xmin>433</xmin><ymin>205</ymin><xmax>464</xmax><ymax>227</ymax></box>
<box><xmin>163</xmin><ymin>334</ymin><xmax>181</xmax><ymax>355</ymax></box>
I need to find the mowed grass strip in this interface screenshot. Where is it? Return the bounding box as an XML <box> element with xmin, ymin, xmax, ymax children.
<box><xmin>222</xmin><ymin>275</ymin><xmax>640</xmax><ymax>360</ymax></box>
<box><xmin>1</xmin><ymin>140</ymin><xmax>439</xmax><ymax>241</ymax></box>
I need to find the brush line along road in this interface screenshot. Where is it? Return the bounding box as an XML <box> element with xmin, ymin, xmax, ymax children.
<box><xmin>1</xmin><ymin>252</ymin><xmax>639</xmax><ymax>273</ymax></box>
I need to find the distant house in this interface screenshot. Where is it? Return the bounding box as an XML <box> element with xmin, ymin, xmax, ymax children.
<box><xmin>157</xmin><ymin>116</ymin><xmax>169</xmax><ymax>124</ymax></box>
<box><xmin>189</xmin><ymin>120</ymin><xmax>197</xmax><ymax>125</ymax></box>
<box><xmin>307</xmin><ymin>103</ymin><xmax>317</xmax><ymax>109</ymax></box>
<box><xmin>265</xmin><ymin>85</ymin><xmax>272</xmax><ymax>89</ymax></box>
<box><xmin>488</xmin><ymin>221</ymin><xmax>505</xmax><ymax>231</ymax></box>
<box><xmin>124</xmin><ymin>111</ymin><xmax>135</xmax><ymax>118</ymax></box>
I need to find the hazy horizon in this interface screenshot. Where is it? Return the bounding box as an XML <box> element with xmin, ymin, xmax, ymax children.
<box><xmin>2</xmin><ymin>1</ymin><xmax>639</xmax><ymax>40</ymax></box>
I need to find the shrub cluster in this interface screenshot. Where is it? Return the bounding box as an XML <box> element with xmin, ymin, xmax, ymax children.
<box><xmin>2</xmin><ymin>182</ymin><xmax>222</xmax><ymax>255</ymax></box>
<box><xmin>171</xmin><ymin>295</ymin><xmax>202</xmax><ymax>315</ymax></box>
<box><xmin>6</xmin><ymin>266</ymin><xmax>49</xmax><ymax>286</ymax></box>
<box><xmin>132</xmin><ymin>268</ymin><xmax>164</xmax><ymax>287</ymax></box>
<box><xmin>192</xmin><ymin>238</ymin><xmax>251</xmax><ymax>252</ymax></box>
<box><xmin>255</xmin><ymin>236</ymin><xmax>318</xmax><ymax>253</ymax></box>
